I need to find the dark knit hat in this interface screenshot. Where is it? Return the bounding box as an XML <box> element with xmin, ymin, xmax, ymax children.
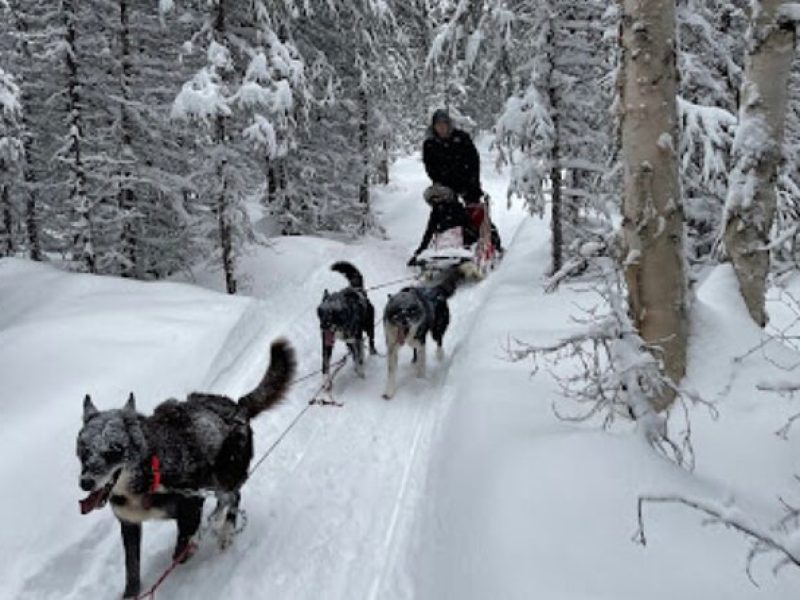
<box><xmin>431</xmin><ymin>109</ymin><xmax>451</xmax><ymax>126</ymax></box>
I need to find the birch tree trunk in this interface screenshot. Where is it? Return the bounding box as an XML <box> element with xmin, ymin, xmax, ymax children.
<box><xmin>618</xmin><ymin>0</ymin><xmax>687</xmax><ymax>411</ymax></box>
<box><xmin>724</xmin><ymin>1</ymin><xmax>796</xmax><ymax>326</ymax></box>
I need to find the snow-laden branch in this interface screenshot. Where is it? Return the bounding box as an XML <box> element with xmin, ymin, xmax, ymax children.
<box><xmin>508</xmin><ymin>261</ymin><xmax>715</xmax><ymax>469</ymax></box>
<box><xmin>778</xmin><ymin>4</ymin><xmax>800</xmax><ymax>24</ymax></box>
<box><xmin>678</xmin><ymin>96</ymin><xmax>736</xmax><ymax>186</ymax></box>
<box><xmin>636</xmin><ymin>494</ymin><xmax>800</xmax><ymax>582</ymax></box>
<box><xmin>0</xmin><ymin>67</ymin><xmax>21</xmax><ymax>119</ymax></box>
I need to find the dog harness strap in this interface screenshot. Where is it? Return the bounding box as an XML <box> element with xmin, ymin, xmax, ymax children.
<box><xmin>149</xmin><ymin>455</ymin><xmax>161</xmax><ymax>494</ymax></box>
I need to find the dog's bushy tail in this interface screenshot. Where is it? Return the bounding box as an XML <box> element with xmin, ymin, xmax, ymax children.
<box><xmin>239</xmin><ymin>339</ymin><xmax>297</xmax><ymax>419</ymax></box>
<box><xmin>431</xmin><ymin>266</ymin><xmax>464</xmax><ymax>299</ymax></box>
<box><xmin>331</xmin><ymin>261</ymin><xmax>364</xmax><ymax>289</ymax></box>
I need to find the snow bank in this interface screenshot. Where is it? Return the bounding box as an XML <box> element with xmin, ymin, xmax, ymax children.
<box><xmin>0</xmin><ymin>257</ymin><xmax>267</xmax><ymax>598</ymax></box>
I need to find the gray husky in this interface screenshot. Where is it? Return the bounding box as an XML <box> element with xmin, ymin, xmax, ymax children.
<box><xmin>76</xmin><ymin>339</ymin><xmax>296</xmax><ymax>598</ymax></box>
<box><xmin>317</xmin><ymin>261</ymin><xmax>377</xmax><ymax>390</ymax></box>
<box><xmin>382</xmin><ymin>268</ymin><xmax>462</xmax><ymax>399</ymax></box>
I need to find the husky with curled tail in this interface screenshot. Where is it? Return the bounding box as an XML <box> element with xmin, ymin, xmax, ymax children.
<box><xmin>382</xmin><ymin>267</ymin><xmax>462</xmax><ymax>399</ymax></box>
<box><xmin>317</xmin><ymin>261</ymin><xmax>378</xmax><ymax>390</ymax></box>
<box><xmin>76</xmin><ymin>340</ymin><xmax>296</xmax><ymax>599</ymax></box>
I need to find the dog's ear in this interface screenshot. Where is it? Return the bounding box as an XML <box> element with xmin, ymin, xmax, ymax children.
<box><xmin>323</xmin><ymin>289</ymin><xmax>329</xmax><ymax>299</ymax></box>
<box><xmin>83</xmin><ymin>394</ymin><xmax>99</xmax><ymax>423</ymax></box>
<box><xmin>124</xmin><ymin>392</ymin><xmax>136</xmax><ymax>413</ymax></box>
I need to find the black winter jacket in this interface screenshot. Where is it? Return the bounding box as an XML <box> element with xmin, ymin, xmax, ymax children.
<box><xmin>414</xmin><ymin>200</ymin><xmax>478</xmax><ymax>255</ymax></box>
<box><xmin>422</xmin><ymin>128</ymin><xmax>481</xmax><ymax>203</ymax></box>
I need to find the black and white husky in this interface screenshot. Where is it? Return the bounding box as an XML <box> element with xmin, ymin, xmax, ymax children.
<box><xmin>382</xmin><ymin>268</ymin><xmax>462</xmax><ymax>399</ymax></box>
<box><xmin>76</xmin><ymin>340</ymin><xmax>296</xmax><ymax>599</ymax></box>
<box><xmin>317</xmin><ymin>261</ymin><xmax>377</xmax><ymax>389</ymax></box>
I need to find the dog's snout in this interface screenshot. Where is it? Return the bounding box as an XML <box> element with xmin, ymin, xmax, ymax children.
<box><xmin>80</xmin><ymin>477</ymin><xmax>95</xmax><ymax>491</ymax></box>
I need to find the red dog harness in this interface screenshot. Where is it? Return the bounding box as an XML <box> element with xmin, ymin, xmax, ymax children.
<box><xmin>149</xmin><ymin>455</ymin><xmax>161</xmax><ymax>494</ymax></box>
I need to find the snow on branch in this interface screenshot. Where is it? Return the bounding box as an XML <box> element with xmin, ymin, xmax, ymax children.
<box><xmin>636</xmin><ymin>494</ymin><xmax>800</xmax><ymax>583</ymax></box>
<box><xmin>0</xmin><ymin>67</ymin><xmax>23</xmax><ymax>167</ymax></box>
<box><xmin>677</xmin><ymin>96</ymin><xmax>736</xmax><ymax>186</ymax></box>
<box><xmin>778</xmin><ymin>4</ymin><xmax>800</xmax><ymax>24</ymax></box>
<box><xmin>172</xmin><ymin>67</ymin><xmax>231</xmax><ymax>123</ymax></box>
<box><xmin>0</xmin><ymin>68</ymin><xmax>21</xmax><ymax>118</ymax></box>
<box><xmin>159</xmin><ymin>0</ymin><xmax>174</xmax><ymax>22</ymax></box>
<box><xmin>494</xmin><ymin>84</ymin><xmax>554</xmax><ymax>213</ymax></box>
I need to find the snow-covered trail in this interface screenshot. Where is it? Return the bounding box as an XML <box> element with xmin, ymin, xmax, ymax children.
<box><xmin>0</xmin><ymin>140</ymin><xmax>527</xmax><ymax>599</ymax></box>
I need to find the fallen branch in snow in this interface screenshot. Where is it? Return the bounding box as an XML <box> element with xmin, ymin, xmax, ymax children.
<box><xmin>636</xmin><ymin>494</ymin><xmax>800</xmax><ymax>584</ymax></box>
<box><xmin>544</xmin><ymin>238</ymin><xmax>615</xmax><ymax>293</ymax></box>
<box><xmin>740</xmin><ymin>289</ymin><xmax>800</xmax><ymax>438</ymax></box>
<box><xmin>509</xmin><ymin>262</ymin><xmax>715</xmax><ymax>469</ymax></box>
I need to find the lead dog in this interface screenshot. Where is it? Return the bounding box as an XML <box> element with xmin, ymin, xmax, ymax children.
<box><xmin>76</xmin><ymin>340</ymin><xmax>296</xmax><ymax>598</ymax></box>
<box><xmin>382</xmin><ymin>268</ymin><xmax>462</xmax><ymax>399</ymax></box>
<box><xmin>317</xmin><ymin>261</ymin><xmax>377</xmax><ymax>389</ymax></box>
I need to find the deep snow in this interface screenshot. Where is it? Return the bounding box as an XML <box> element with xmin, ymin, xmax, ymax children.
<box><xmin>2</xmin><ymin>140</ymin><xmax>800</xmax><ymax>599</ymax></box>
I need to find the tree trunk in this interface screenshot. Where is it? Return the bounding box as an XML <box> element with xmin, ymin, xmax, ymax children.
<box><xmin>118</xmin><ymin>0</ymin><xmax>138</xmax><ymax>278</ymax></box>
<box><xmin>63</xmin><ymin>0</ymin><xmax>94</xmax><ymax>273</ymax></box>
<box><xmin>214</xmin><ymin>0</ymin><xmax>236</xmax><ymax>295</ymax></box>
<box><xmin>12</xmin><ymin>6</ymin><xmax>42</xmax><ymax>262</ymax></box>
<box><xmin>724</xmin><ymin>1</ymin><xmax>796</xmax><ymax>326</ymax></box>
<box><xmin>378</xmin><ymin>141</ymin><xmax>390</xmax><ymax>185</ymax></box>
<box><xmin>618</xmin><ymin>0</ymin><xmax>687</xmax><ymax>411</ymax></box>
<box><xmin>266</xmin><ymin>158</ymin><xmax>278</xmax><ymax>205</ymax></box>
<box><xmin>358</xmin><ymin>88</ymin><xmax>370</xmax><ymax>234</ymax></box>
<box><xmin>546</xmin><ymin>11</ymin><xmax>563</xmax><ymax>275</ymax></box>
<box><xmin>549</xmin><ymin>63</ymin><xmax>563</xmax><ymax>272</ymax></box>
<box><xmin>0</xmin><ymin>183</ymin><xmax>13</xmax><ymax>256</ymax></box>
<box><xmin>550</xmin><ymin>164</ymin><xmax>563</xmax><ymax>275</ymax></box>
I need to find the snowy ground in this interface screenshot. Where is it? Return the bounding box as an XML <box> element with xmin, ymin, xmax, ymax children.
<box><xmin>2</xmin><ymin>139</ymin><xmax>800</xmax><ymax>599</ymax></box>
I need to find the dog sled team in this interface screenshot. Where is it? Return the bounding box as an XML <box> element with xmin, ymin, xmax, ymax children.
<box><xmin>75</xmin><ymin>109</ymin><xmax>503</xmax><ymax>598</ymax></box>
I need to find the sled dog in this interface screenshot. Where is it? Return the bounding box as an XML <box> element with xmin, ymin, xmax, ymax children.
<box><xmin>76</xmin><ymin>340</ymin><xmax>296</xmax><ymax>598</ymax></box>
<box><xmin>317</xmin><ymin>261</ymin><xmax>378</xmax><ymax>389</ymax></box>
<box><xmin>382</xmin><ymin>267</ymin><xmax>462</xmax><ymax>399</ymax></box>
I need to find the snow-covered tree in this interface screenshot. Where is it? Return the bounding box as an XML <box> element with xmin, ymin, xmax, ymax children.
<box><xmin>0</xmin><ymin>67</ymin><xmax>23</xmax><ymax>256</ymax></box>
<box><xmin>172</xmin><ymin>0</ymin><xmax>308</xmax><ymax>293</ymax></box>
<box><xmin>676</xmin><ymin>0</ymin><xmax>747</xmax><ymax>262</ymax></box>
<box><xmin>2</xmin><ymin>0</ymin><xmax>56</xmax><ymax>262</ymax></box>
<box><xmin>429</xmin><ymin>1</ymin><xmax>616</xmax><ymax>275</ymax></box>
<box><xmin>285</xmin><ymin>1</ymin><xmax>398</xmax><ymax>235</ymax></box>
<box><xmin>57</xmin><ymin>0</ymin><xmax>94</xmax><ymax>272</ymax></box>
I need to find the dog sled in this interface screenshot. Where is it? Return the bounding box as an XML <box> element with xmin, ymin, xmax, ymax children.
<box><xmin>415</xmin><ymin>195</ymin><xmax>500</xmax><ymax>281</ymax></box>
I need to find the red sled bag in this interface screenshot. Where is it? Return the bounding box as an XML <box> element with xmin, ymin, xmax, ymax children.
<box><xmin>465</xmin><ymin>203</ymin><xmax>486</xmax><ymax>230</ymax></box>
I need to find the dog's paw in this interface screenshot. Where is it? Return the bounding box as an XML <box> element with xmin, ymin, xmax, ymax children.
<box><xmin>173</xmin><ymin>541</ymin><xmax>197</xmax><ymax>564</ymax></box>
<box><xmin>123</xmin><ymin>584</ymin><xmax>141</xmax><ymax>599</ymax></box>
<box><xmin>436</xmin><ymin>346</ymin><xmax>444</xmax><ymax>361</ymax></box>
<box><xmin>217</xmin><ymin>522</ymin><xmax>234</xmax><ymax>551</ymax></box>
<box><xmin>382</xmin><ymin>390</ymin><xmax>394</xmax><ymax>400</ymax></box>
